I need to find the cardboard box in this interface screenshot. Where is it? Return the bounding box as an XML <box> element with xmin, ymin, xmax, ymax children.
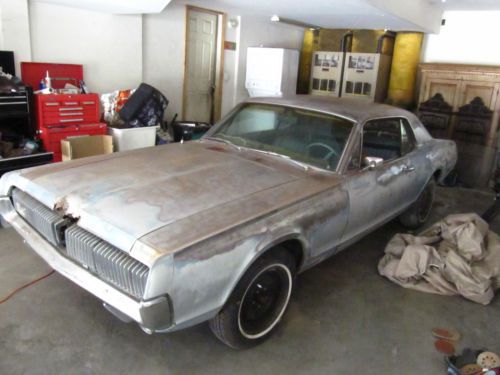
<box><xmin>61</xmin><ymin>135</ymin><xmax>113</xmax><ymax>161</ymax></box>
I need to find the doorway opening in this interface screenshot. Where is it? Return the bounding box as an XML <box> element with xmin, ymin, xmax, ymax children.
<box><xmin>183</xmin><ymin>6</ymin><xmax>225</xmax><ymax>124</ymax></box>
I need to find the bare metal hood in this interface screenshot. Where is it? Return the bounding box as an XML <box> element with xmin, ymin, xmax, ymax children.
<box><xmin>3</xmin><ymin>141</ymin><xmax>330</xmax><ymax>252</ymax></box>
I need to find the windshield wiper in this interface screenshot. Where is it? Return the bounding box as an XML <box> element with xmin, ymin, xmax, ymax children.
<box><xmin>203</xmin><ymin>136</ymin><xmax>242</xmax><ymax>151</ymax></box>
<box><xmin>247</xmin><ymin>148</ymin><xmax>311</xmax><ymax>171</ymax></box>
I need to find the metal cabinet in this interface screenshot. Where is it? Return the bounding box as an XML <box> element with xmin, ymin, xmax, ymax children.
<box><xmin>341</xmin><ymin>53</ymin><xmax>392</xmax><ymax>102</ymax></box>
<box><xmin>0</xmin><ymin>87</ymin><xmax>54</xmax><ymax>175</ymax></box>
<box><xmin>310</xmin><ymin>51</ymin><xmax>343</xmax><ymax>97</ymax></box>
<box><xmin>36</xmin><ymin>93</ymin><xmax>106</xmax><ymax>162</ymax></box>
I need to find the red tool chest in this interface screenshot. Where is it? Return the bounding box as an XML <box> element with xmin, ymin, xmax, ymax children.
<box><xmin>21</xmin><ymin>62</ymin><xmax>107</xmax><ymax>162</ymax></box>
<box><xmin>37</xmin><ymin>93</ymin><xmax>100</xmax><ymax>125</ymax></box>
<box><xmin>36</xmin><ymin>94</ymin><xmax>106</xmax><ymax>162</ymax></box>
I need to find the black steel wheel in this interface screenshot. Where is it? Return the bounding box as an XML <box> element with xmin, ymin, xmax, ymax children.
<box><xmin>209</xmin><ymin>250</ymin><xmax>296</xmax><ymax>349</ymax></box>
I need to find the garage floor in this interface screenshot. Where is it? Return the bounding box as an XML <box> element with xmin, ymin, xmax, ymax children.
<box><xmin>1</xmin><ymin>186</ymin><xmax>499</xmax><ymax>374</ymax></box>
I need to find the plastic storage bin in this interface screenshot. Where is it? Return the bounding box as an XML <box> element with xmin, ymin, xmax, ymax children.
<box><xmin>109</xmin><ymin>126</ymin><xmax>158</xmax><ymax>152</ymax></box>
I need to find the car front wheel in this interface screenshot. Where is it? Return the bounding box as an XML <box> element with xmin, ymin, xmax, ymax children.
<box><xmin>209</xmin><ymin>250</ymin><xmax>296</xmax><ymax>349</ymax></box>
<box><xmin>399</xmin><ymin>178</ymin><xmax>435</xmax><ymax>229</ymax></box>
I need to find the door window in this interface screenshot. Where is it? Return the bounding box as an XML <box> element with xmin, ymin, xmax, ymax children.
<box><xmin>361</xmin><ymin>118</ymin><xmax>416</xmax><ymax>163</ymax></box>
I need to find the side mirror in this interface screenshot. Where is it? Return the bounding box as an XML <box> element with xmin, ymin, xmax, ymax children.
<box><xmin>363</xmin><ymin>156</ymin><xmax>384</xmax><ymax>169</ymax></box>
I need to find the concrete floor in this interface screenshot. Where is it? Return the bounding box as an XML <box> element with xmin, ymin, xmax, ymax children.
<box><xmin>1</xmin><ymin>186</ymin><xmax>500</xmax><ymax>375</ymax></box>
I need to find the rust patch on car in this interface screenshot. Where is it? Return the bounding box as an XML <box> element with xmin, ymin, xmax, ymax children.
<box><xmin>205</xmin><ymin>146</ymin><xmax>228</xmax><ymax>153</ymax></box>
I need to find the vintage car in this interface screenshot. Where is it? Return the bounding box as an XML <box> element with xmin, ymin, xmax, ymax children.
<box><xmin>0</xmin><ymin>96</ymin><xmax>456</xmax><ymax>349</ymax></box>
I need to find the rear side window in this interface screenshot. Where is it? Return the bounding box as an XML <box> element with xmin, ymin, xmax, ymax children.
<box><xmin>400</xmin><ymin>118</ymin><xmax>416</xmax><ymax>155</ymax></box>
<box><xmin>362</xmin><ymin>118</ymin><xmax>416</xmax><ymax>162</ymax></box>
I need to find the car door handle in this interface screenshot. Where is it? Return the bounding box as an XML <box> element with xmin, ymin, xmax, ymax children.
<box><xmin>402</xmin><ymin>165</ymin><xmax>415</xmax><ymax>172</ymax></box>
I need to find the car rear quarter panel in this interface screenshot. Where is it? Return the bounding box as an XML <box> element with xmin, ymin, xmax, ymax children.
<box><xmin>427</xmin><ymin>139</ymin><xmax>457</xmax><ymax>183</ymax></box>
<box><xmin>408</xmin><ymin>114</ymin><xmax>456</xmax><ymax>183</ymax></box>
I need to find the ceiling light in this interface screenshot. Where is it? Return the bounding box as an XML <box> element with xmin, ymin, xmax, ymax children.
<box><xmin>269</xmin><ymin>15</ymin><xmax>320</xmax><ymax>30</ymax></box>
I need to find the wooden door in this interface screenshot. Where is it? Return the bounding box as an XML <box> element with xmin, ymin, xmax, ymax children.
<box><xmin>184</xmin><ymin>9</ymin><xmax>218</xmax><ymax>123</ymax></box>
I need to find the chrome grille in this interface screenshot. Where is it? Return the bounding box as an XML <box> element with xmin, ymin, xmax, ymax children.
<box><xmin>11</xmin><ymin>188</ymin><xmax>149</xmax><ymax>299</ymax></box>
<box><xmin>12</xmin><ymin>188</ymin><xmax>67</xmax><ymax>246</ymax></box>
<box><xmin>65</xmin><ymin>225</ymin><xmax>149</xmax><ymax>298</ymax></box>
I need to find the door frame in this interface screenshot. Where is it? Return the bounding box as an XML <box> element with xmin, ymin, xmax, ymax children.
<box><xmin>182</xmin><ymin>5</ymin><xmax>226</xmax><ymax>123</ymax></box>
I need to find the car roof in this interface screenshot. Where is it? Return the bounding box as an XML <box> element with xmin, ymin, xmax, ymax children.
<box><xmin>244</xmin><ymin>95</ymin><xmax>414</xmax><ymax>123</ymax></box>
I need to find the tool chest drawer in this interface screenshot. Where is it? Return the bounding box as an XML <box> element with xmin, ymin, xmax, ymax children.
<box><xmin>38</xmin><ymin>123</ymin><xmax>107</xmax><ymax>162</ymax></box>
<box><xmin>42</xmin><ymin>112</ymin><xmax>98</xmax><ymax>125</ymax></box>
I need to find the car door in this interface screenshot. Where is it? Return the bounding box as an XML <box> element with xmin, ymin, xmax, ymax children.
<box><xmin>340</xmin><ymin>117</ymin><xmax>424</xmax><ymax>245</ymax></box>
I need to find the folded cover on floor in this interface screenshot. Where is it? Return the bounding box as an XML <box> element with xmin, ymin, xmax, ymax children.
<box><xmin>378</xmin><ymin>213</ymin><xmax>500</xmax><ymax>305</ymax></box>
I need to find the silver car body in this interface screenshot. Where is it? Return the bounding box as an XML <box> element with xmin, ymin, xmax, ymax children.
<box><xmin>0</xmin><ymin>96</ymin><xmax>457</xmax><ymax>333</ymax></box>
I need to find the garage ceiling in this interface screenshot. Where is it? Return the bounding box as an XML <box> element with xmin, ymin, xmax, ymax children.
<box><xmin>433</xmin><ymin>0</ymin><xmax>500</xmax><ymax>10</ymax></box>
<box><xmin>213</xmin><ymin>0</ymin><xmax>429</xmax><ymax>30</ymax></box>
<box><xmin>31</xmin><ymin>0</ymin><xmax>500</xmax><ymax>33</ymax></box>
<box><xmin>188</xmin><ymin>0</ymin><xmax>444</xmax><ymax>32</ymax></box>
<box><xmin>30</xmin><ymin>0</ymin><xmax>172</xmax><ymax>14</ymax></box>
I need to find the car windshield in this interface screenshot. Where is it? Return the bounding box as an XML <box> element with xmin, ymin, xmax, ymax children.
<box><xmin>208</xmin><ymin>103</ymin><xmax>355</xmax><ymax>171</ymax></box>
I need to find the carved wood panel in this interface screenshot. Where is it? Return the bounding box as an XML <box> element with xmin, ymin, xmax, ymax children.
<box><xmin>461</xmin><ymin>81</ymin><xmax>497</xmax><ymax>110</ymax></box>
<box><xmin>418</xmin><ymin>63</ymin><xmax>500</xmax><ymax>147</ymax></box>
<box><xmin>426</xmin><ymin>80</ymin><xmax>460</xmax><ymax>109</ymax></box>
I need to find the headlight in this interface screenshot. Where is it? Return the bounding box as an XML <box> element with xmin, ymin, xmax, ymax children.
<box><xmin>0</xmin><ymin>171</ymin><xmax>15</xmax><ymax>197</ymax></box>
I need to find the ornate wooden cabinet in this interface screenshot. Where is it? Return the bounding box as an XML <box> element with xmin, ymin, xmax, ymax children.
<box><xmin>418</xmin><ymin>63</ymin><xmax>500</xmax><ymax>188</ymax></box>
<box><xmin>417</xmin><ymin>93</ymin><xmax>453</xmax><ymax>139</ymax></box>
<box><xmin>418</xmin><ymin>63</ymin><xmax>500</xmax><ymax>146</ymax></box>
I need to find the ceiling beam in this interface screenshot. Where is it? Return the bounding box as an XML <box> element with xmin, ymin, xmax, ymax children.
<box><xmin>367</xmin><ymin>0</ymin><xmax>443</xmax><ymax>33</ymax></box>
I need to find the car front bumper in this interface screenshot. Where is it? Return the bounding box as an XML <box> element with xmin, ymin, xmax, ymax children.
<box><xmin>0</xmin><ymin>196</ymin><xmax>172</xmax><ymax>333</ymax></box>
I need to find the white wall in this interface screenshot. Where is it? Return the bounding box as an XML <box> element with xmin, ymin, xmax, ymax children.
<box><xmin>0</xmin><ymin>0</ymin><xmax>32</xmax><ymax>75</ymax></box>
<box><xmin>142</xmin><ymin>1</ymin><xmax>186</xmax><ymax>120</ymax></box>
<box><xmin>220</xmin><ymin>15</ymin><xmax>240</xmax><ymax>117</ymax></box>
<box><xmin>143</xmin><ymin>2</ymin><xmax>304</xmax><ymax>121</ymax></box>
<box><xmin>143</xmin><ymin>2</ymin><xmax>239</xmax><ymax>121</ymax></box>
<box><xmin>422</xmin><ymin>10</ymin><xmax>500</xmax><ymax>66</ymax></box>
<box><xmin>29</xmin><ymin>2</ymin><xmax>143</xmax><ymax>93</ymax></box>
<box><xmin>0</xmin><ymin>0</ymin><xmax>304</xmax><ymax>121</ymax></box>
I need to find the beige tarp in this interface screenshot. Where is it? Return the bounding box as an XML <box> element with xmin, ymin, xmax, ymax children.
<box><xmin>378</xmin><ymin>213</ymin><xmax>500</xmax><ymax>305</ymax></box>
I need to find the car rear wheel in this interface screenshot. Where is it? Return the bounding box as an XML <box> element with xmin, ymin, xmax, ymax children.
<box><xmin>209</xmin><ymin>250</ymin><xmax>296</xmax><ymax>349</ymax></box>
<box><xmin>399</xmin><ymin>178</ymin><xmax>435</xmax><ymax>229</ymax></box>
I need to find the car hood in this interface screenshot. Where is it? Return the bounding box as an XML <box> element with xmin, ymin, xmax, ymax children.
<box><xmin>3</xmin><ymin>141</ymin><xmax>338</xmax><ymax>255</ymax></box>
